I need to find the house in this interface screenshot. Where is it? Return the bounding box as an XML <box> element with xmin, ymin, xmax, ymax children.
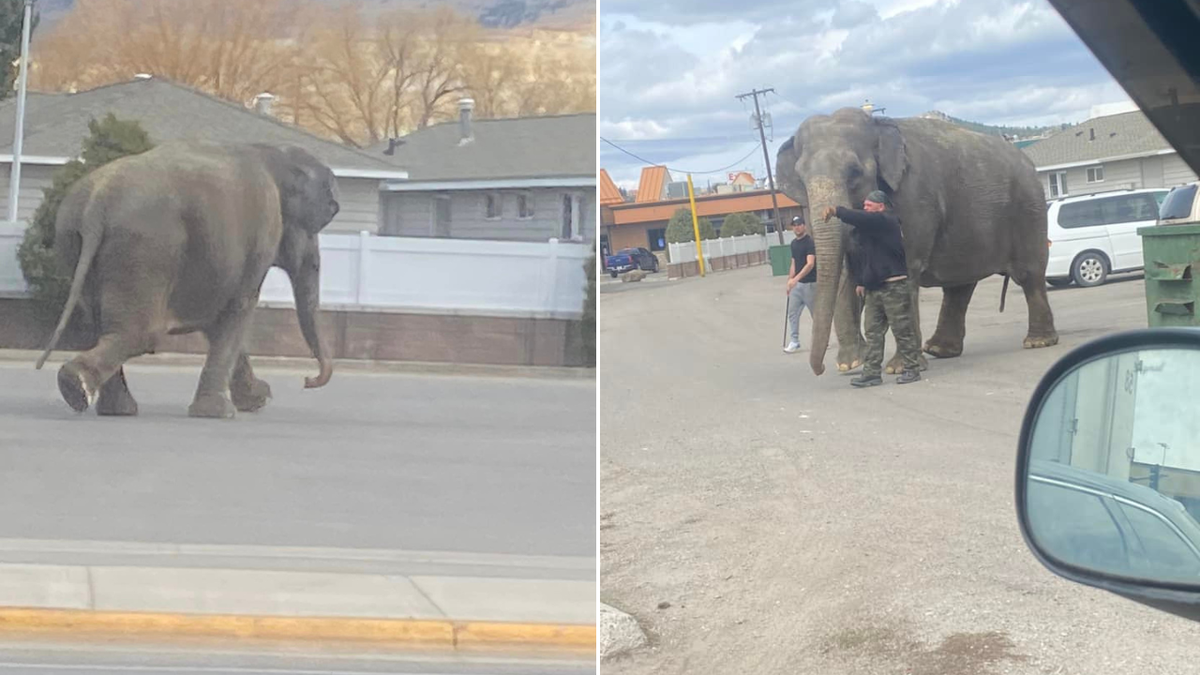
<box><xmin>366</xmin><ymin>100</ymin><xmax>596</xmax><ymax>243</ymax></box>
<box><xmin>1022</xmin><ymin>110</ymin><xmax>1198</xmax><ymax>199</ymax></box>
<box><xmin>0</xmin><ymin>76</ymin><xmax>409</xmax><ymax>231</ymax></box>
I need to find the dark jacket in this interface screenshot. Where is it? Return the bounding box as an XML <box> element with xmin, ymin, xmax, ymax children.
<box><xmin>836</xmin><ymin>206</ymin><xmax>908</xmax><ymax>290</ymax></box>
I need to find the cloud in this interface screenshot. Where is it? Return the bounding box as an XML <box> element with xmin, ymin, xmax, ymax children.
<box><xmin>599</xmin><ymin>0</ymin><xmax>1133</xmax><ymax>180</ymax></box>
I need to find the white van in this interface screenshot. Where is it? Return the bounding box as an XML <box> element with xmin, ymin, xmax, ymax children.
<box><xmin>1045</xmin><ymin>188</ymin><xmax>1169</xmax><ymax>287</ymax></box>
<box><xmin>1158</xmin><ymin>182</ymin><xmax>1200</xmax><ymax>226</ymax></box>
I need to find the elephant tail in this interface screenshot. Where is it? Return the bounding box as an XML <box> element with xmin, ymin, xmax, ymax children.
<box><xmin>35</xmin><ymin>229</ymin><xmax>100</xmax><ymax>370</ymax></box>
<box><xmin>999</xmin><ymin>274</ymin><xmax>1009</xmax><ymax>313</ymax></box>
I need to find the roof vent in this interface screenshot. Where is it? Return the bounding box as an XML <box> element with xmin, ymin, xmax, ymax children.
<box><xmin>1089</xmin><ymin>128</ymin><xmax>1095</xmax><ymax>141</ymax></box>
<box><xmin>253</xmin><ymin>92</ymin><xmax>276</xmax><ymax>117</ymax></box>
<box><xmin>133</xmin><ymin>73</ymin><xmax>152</xmax><ymax>80</ymax></box>
<box><xmin>458</xmin><ymin>97</ymin><xmax>475</xmax><ymax>146</ymax></box>
<box><xmin>384</xmin><ymin>138</ymin><xmax>403</xmax><ymax>156</ymax></box>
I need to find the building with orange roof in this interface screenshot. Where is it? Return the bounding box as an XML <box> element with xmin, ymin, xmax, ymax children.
<box><xmin>599</xmin><ymin>169</ymin><xmax>625</xmax><ymax>206</ymax></box>
<box><xmin>635</xmin><ymin>166</ymin><xmax>672</xmax><ymax>203</ymax></box>
<box><xmin>600</xmin><ymin>185</ymin><xmax>804</xmax><ymax>257</ymax></box>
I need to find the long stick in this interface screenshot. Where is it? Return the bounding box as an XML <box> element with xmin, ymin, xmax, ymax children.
<box><xmin>783</xmin><ymin>293</ymin><xmax>790</xmax><ymax>348</ymax></box>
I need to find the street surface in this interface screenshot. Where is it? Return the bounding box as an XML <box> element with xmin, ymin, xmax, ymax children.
<box><xmin>600</xmin><ymin>267</ymin><xmax>1200</xmax><ymax>673</ymax></box>
<box><xmin>0</xmin><ymin>367</ymin><xmax>595</xmax><ymax>560</ymax></box>
<box><xmin>0</xmin><ymin>639</ymin><xmax>594</xmax><ymax>675</ymax></box>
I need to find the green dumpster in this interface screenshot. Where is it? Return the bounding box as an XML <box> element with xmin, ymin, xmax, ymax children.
<box><xmin>769</xmin><ymin>245</ymin><xmax>791</xmax><ymax>277</ymax></box>
<box><xmin>1138</xmin><ymin>223</ymin><xmax>1200</xmax><ymax>327</ymax></box>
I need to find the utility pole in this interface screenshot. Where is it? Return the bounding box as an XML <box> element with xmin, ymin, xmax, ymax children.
<box><xmin>6</xmin><ymin>0</ymin><xmax>33</xmax><ymax>224</ymax></box>
<box><xmin>737</xmin><ymin>87</ymin><xmax>784</xmax><ymax>244</ymax></box>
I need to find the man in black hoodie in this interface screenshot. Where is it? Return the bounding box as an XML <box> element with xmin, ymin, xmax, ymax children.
<box><xmin>822</xmin><ymin>190</ymin><xmax>921</xmax><ymax>387</ymax></box>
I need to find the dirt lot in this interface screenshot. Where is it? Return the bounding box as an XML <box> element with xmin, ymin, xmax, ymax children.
<box><xmin>600</xmin><ymin>267</ymin><xmax>1200</xmax><ymax>674</ymax></box>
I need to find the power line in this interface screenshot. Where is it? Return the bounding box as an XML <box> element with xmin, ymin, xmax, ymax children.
<box><xmin>599</xmin><ymin>136</ymin><xmax>763</xmax><ymax>176</ymax></box>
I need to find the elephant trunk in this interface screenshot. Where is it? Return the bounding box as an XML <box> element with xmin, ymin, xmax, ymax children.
<box><xmin>806</xmin><ymin>178</ymin><xmax>848</xmax><ymax>376</ymax></box>
<box><xmin>290</xmin><ymin>250</ymin><xmax>333</xmax><ymax>389</ymax></box>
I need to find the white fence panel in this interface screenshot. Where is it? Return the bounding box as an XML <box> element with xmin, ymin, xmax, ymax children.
<box><xmin>0</xmin><ymin>224</ymin><xmax>588</xmax><ymax>319</ymax></box>
<box><xmin>0</xmin><ymin>223</ymin><xmax>25</xmax><ymax>295</ymax></box>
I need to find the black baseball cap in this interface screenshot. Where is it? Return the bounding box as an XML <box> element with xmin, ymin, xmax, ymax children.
<box><xmin>791</xmin><ymin>216</ymin><xmax>805</xmax><ymax>225</ymax></box>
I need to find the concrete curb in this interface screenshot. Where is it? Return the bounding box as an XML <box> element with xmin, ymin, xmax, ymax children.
<box><xmin>0</xmin><ymin>349</ymin><xmax>595</xmax><ymax>381</ymax></box>
<box><xmin>0</xmin><ymin>607</ymin><xmax>596</xmax><ymax>652</ymax></box>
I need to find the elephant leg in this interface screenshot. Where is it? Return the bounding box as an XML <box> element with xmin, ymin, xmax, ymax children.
<box><xmin>834</xmin><ymin>267</ymin><xmax>865</xmax><ymax>372</ymax></box>
<box><xmin>96</xmin><ymin>367</ymin><xmax>138</xmax><ymax>416</ymax></box>
<box><xmin>230</xmin><ymin>352</ymin><xmax>272</xmax><ymax>413</ymax></box>
<box><xmin>885</xmin><ymin>280</ymin><xmax>928</xmax><ymax>374</ymax></box>
<box><xmin>1012</xmin><ymin>271</ymin><xmax>1060</xmax><ymax>349</ymax></box>
<box><xmin>189</xmin><ymin>302</ymin><xmax>255</xmax><ymax>419</ymax></box>
<box><xmin>58</xmin><ymin>333</ymin><xmax>152</xmax><ymax>414</ymax></box>
<box><xmin>924</xmin><ymin>282</ymin><xmax>977</xmax><ymax>358</ymax></box>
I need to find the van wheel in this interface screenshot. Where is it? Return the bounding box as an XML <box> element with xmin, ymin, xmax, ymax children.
<box><xmin>1071</xmin><ymin>253</ymin><xmax>1109</xmax><ymax>287</ymax></box>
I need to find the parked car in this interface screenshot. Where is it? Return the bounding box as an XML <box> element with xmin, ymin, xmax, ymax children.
<box><xmin>1045</xmin><ymin>188</ymin><xmax>1169</xmax><ymax>288</ymax></box>
<box><xmin>1158</xmin><ymin>181</ymin><xmax>1200</xmax><ymax>226</ymax></box>
<box><xmin>604</xmin><ymin>247</ymin><xmax>659</xmax><ymax>277</ymax></box>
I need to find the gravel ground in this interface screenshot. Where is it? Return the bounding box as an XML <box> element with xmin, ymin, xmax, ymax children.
<box><xmin>599</xmin><ymin>266</ymin><xmax>1200</xmax><ymax>674</ymax></box>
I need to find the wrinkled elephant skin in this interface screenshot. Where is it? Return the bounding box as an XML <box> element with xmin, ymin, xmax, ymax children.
<box><xmin>775</xmin><ymin>108</ymin><xmax>1059</xmax><ymax>375</ymax></box>
<box><xmin>37</xmin><ymin>142</ymin><xmax>341</xmax><ymax>418</ymax></box>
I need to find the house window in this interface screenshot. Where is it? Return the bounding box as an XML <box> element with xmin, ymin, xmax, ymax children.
<box><xmin>485</xmin><ymin>193</ymin><xmax>501</xmax><ymax>220</ymax></box>
<box><xmin>1087</xmin><ymin>166</ymin><xmax>1105</xmax><ymax>183</ymax></box>
<box><xmin>517</xmin><ymin>193</ymin><xmax>534</xmax><ymax>219</ymax></box>
<box><xmin>1049</xmin><ymin>171</ymin><xmax>1069</xmax><ymax>198</ymax></box>
<box><xmin>434</xmin><ymin>195</ymin><xmax>451</xmax><ymax>237</ymax></box>
<box><xmin>561</xmin><ymin>194</ymin><xmax>574</xmax><ymax>239</ymax></box>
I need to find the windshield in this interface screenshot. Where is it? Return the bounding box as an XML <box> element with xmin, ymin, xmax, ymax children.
<box><xmin>1160</xmin><ymin>185</ymin><xmax>1198</xmax><ymax>220</ymax></box>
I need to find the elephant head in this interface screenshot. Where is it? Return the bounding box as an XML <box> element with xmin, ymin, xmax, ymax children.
<box><xmin>255</xmin><ymin>144</ymin><xmax>341</xmax><ymax>389</ymax></box>
<box><xmin>776</xmin><ymin>107</ymin><xmax>907</xmax><ymax>375</ymax></box>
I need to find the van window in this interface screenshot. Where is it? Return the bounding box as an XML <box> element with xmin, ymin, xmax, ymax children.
<box><xmin>1058</xmin><ymin>193</ymin><xmax>1160</xmax><ymax>229</ymax></box>
<box><xmin>1161</xmin><ymin>185</ymin><xmax>1198</xmax><ymax>221</ymax></box>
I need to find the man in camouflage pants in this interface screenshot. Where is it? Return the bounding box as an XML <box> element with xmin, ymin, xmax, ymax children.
<box><xmin>822</xmin><ymin>190</ymin><xmax>921</xmax><ymax>387</ymax></box>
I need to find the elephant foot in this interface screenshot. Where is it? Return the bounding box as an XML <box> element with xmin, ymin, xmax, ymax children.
<box><xmin>1024</xmin><ymin>333</ymin><xmax>1060</xmax><ymax>349</ymax></box>
<box><xmin>923</xmin><ymin>339</ymin><xmax>963</xmax><ymax>359</ymax></box>
<box><xmin>97</xmin><ymin>391</ymin><xmax>138</xmax><ymax>417</ymax></box>
<box><xmin>837</xmin><ymin>359</ymin><xmax>862</xmax><ymax>373</ymax></box>
<box><xmin>57</xmin><ymin>362</ymin><xmax>98</xmax><ymax>413</ymax></box>
<box><xmin>188</xmin><ymin>392</ymin><xmax>236</xmax><ymax>419</ymax></box>
<box><xmin>885</xmin><ymin>353</ymin><xmax>928</xmax><ymax>374</ymax></box>
<box><xmin>231</xmin><ymin>378</ymin><xmax>272</xmax><ymax>413</ymax></box>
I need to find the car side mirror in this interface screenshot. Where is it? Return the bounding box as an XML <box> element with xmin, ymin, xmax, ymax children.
<box><xmin>1017</xmin><ymin>328</ymin><xmax>1200</xmax><ymax>621</ymax></box>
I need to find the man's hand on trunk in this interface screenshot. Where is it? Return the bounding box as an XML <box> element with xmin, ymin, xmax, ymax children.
<box><xmin>821</xmin><ymin>206</ymin><xmax>837</xmax><ymax>222</ymax></box>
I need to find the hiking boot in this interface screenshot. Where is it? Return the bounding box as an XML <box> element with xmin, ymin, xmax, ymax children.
<box><xmin>897</xmin><ymin>369</ymin><xmax>922</xmax><ymax>385</ymax></box>
<box><xmin>783</xmin><ymin>341</ymin><xmax>801</xmax><ymax>353</ymax></box>
<box><xmin>851</xmin><ymin>374</ymin><xmax>883</xmax><ymax>388</ymax></box>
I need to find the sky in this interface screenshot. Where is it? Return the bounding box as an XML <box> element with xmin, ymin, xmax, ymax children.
<box><xmin>598</xmin><ymin>0</ymin><xmax>1137</xmax><ymax>189</ymax></box>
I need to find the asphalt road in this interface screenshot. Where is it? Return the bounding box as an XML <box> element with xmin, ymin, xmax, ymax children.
<box><xmin>0</xmin><ymin>366</ymin><xmax>595</xmax><ymax>560</ymax></box>
<box><xmin>0</xmin><ymin>639</ymin><xmax>594</xmax><ymax>675</ymax></box>
<box><xmin>599</xmin><ymin>268</ymin><xmax>1200</xmax><ymax>674</ymax></box>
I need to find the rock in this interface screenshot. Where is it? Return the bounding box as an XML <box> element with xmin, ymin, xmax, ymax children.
<box><xmin>657</xmin><ymin>601</ymin><xmax>672</xmax><ymax>610</ymax></box>
<box><xmin>600</xmin><ymin>602</ymin><xmax>648</xmax><ymax>661</ymax></box>
<box><xmin>621</xmin><ymin>269</ymin><xmax>647</xmax><ymax>283</ymax></box>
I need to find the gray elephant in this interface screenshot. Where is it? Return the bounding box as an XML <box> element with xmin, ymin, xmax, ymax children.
<box><xmin>35</xmin><ymin>141</ymin><xmax>339</xmax><ymax>418</ymax></box>
<box><xmin>775</xmin><ymin>107</ymin><xmax>1060</xmax><ymax>376</ymax></box>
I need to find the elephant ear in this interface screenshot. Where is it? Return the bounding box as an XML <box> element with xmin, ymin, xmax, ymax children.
<box><xmin>874</xmin><ymin>118</ymin><xmax>907</xmax><ymax>192</ymax></box>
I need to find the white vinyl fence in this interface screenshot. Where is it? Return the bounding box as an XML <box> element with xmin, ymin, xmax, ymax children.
<box><xmin>0</xmin><ymin>225</ymin><xmax>590</xmax><ymax>319</ymax></box>
<box><xmin>667</xmin><ymin>232</ymin><xmax>794</xmax><ymax>264</ymax></box>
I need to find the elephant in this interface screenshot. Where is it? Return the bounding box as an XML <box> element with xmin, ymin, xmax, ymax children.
<box><xmin>775</xmin><ymin>107</ymin><xmax>1059</xmax><ymax>376</ymax></box>
<box><xmin>35</xmin><ymin>141</ymin><xmax>340</xmax><ymax>418</ymax></box>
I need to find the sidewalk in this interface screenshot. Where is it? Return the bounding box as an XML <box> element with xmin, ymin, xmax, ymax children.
<box><xmin>0</xmin><ymin>540</ymin><xmax>596</xmax><ymax>653</ymax></box>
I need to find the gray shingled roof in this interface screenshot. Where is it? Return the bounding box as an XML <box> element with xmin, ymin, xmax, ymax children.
<box><xmin>367</xmin><ymin>113</ymin><xmax>595</xmax><ymax>181</ymax></box>
<box><xmin>1022</xmin><ymin>110</ymin><xmax>1173</xmax><ymax>168</ymax></box>
<box><xmin>0</xmin><ymin>77</ymin><xmax>404</xmax><ymax>173</ymax></box>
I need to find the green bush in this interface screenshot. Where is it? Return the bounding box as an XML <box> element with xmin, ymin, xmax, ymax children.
<box><xmin>17</xmin><ymin>114</ymin><xmax>153</xmax><ymax>310</ymax></box>
<box><xmin>581</xmin><ymin>253</ymin><xmax>596</xmax><ymax>367</ymax></box>
<box><xmin>665</xmin><ymin>207</ymin><xmax>715</xmax><ymax>244</ymax></box>
<box><xmin>719</xmin><ymin>212</ymin><xmax>765</xmax><ymax>237</ymax></box>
